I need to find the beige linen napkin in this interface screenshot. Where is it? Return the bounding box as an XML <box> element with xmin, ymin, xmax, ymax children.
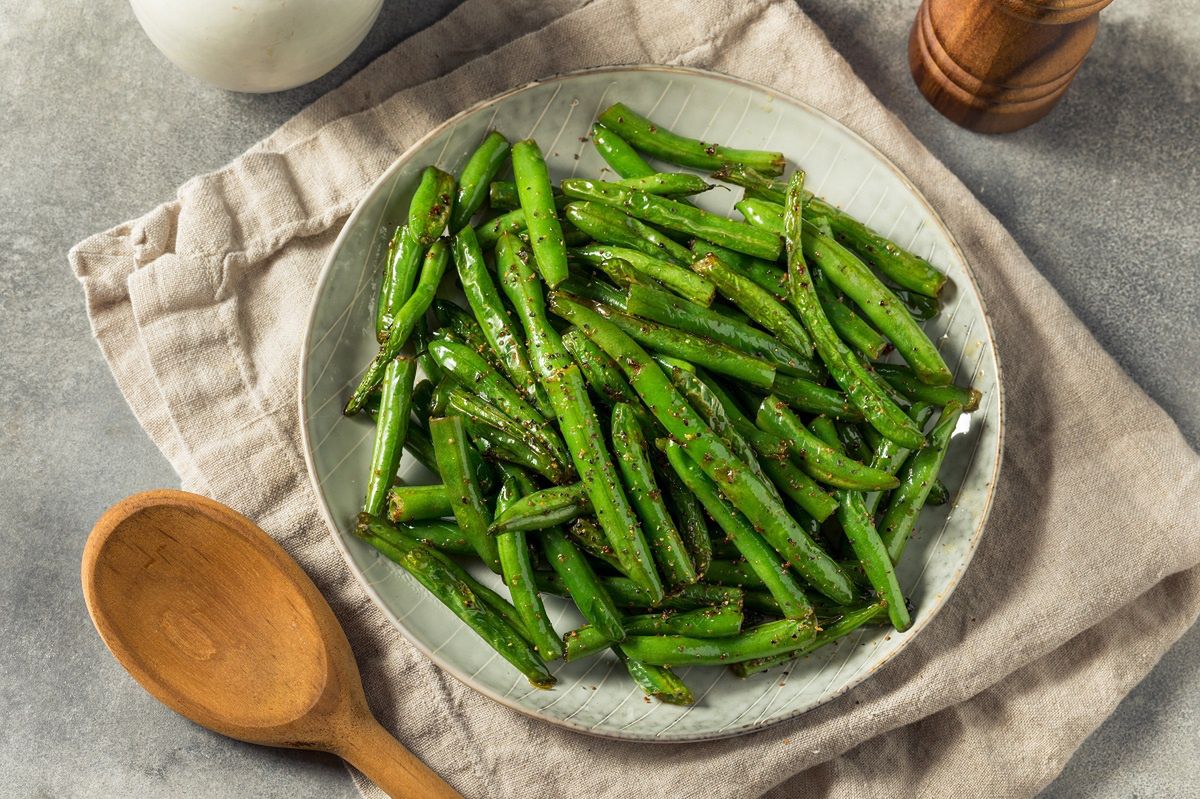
<box><xmin>71</xmin><ymin>0</ymin><xmax>1200</xmax><ymax>796</ymax></box>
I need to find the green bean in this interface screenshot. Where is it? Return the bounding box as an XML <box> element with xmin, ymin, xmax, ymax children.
<box><xmin>561</xmin><ymin>326</ymin><xmax>639</xmax><ymax>407</ymax></box>
<box><xmin>691</xmin><ymin>253</ymin><xmax>813</xmax><ymax>358</ymax></box>
<box><xmin>880</xmin><ymin>402</ymin><xmax>964</xmax><ymax>563</ymax></box>
<box><xmin>427</xmin><ymin>337</ymin><xmax>552</xmax><ymax>438</ymax></box>
<box><xmin>659</xmin><ymin>459</ymin><xmax>713</xmax><ymax>578</ymax></box>
<box><xmin>696</xmin><ymin>375</ymin><xmax>840</xmax><ymax>522</ymax></box>
<box><xmin>494</xmin><ymin>467</ymin><xmax>564</xmax><ymax>661</ymax></box>
<box><xmin>781</xmin><ymin>175</ymin><xmax>925</xmax><ymax>448</ymax></box>
<box><xmin>802</xmin><ymin>219</ymin><xmax>951</xmax><ymax>385</ymax></box>
<box><xmin>620</xmin><ymin>617</ymin><xmax>816</xmax><ymax>666</ymax></box>
<box><xmin>587</xmin><ymin>301</ymin><xmax>777</xmax><ymax>390</ymax></box>
<box><xmin>712</xmin><ymin>165</ymin><xmax>947</xmax><ymax>297</ymax></box>
<box><xmin>489</xmin><ymin>482</ymin><xmax>591</xmax><ymax>533</ymax></box>
<box><xmin>357</xmin><ymin>516</ymin><xmax>553</xmax><ymax>687</ymax></box>
<box><xmin>837</xmin><ymin>422</ymin><xmax>871</xmax><ymax>463</ymax></box>
<box><xmin>494</xmin><ymin>234</ymin><xmax>662</xmax><ymax>595</ymax></box>
<box><xmin>926</xmin><ymin>478</ymin><xmax>950</xmax><ymax>506</ymax></box>
<box><xmin>664</xmin><ymin>365</ymin><xmax>781</xmax><ymax>504</ymax></box>
<box><xmin>402</xmin><ymin>425</ymin><xmax>441</xmax><ymax>477</ymax></box>
<box><xmin>813</xmin><ymin>423</ymin><xmax>909</xmax><ymax>631</ymax></box>
<box><xmin>387</xmin><ymin>483</ymin><xmax>452</xmax><ymax>522</ymax></box>
<box><xmin>557</xmin><ymin>272</ymin><xmax>631</xmax><ymax>311</ymax></box>
<box><xmin>612</xmin><ymin>404</ymin><xmax>696</xmax><ymax>588</ymax></box>
<box><xmin>756</xmin><ymin>396</ymin><xmax>900</xmax><ymax>491</ymax></box>
<box><xmin>346</xmin><ymin>240</ymin><xmax>450</xmax><ymax>414</ymax></box>
<box><xmin>561</xmin><ymin>179</ymin><xmax>781</xmax><ymax>261</ymax></box>
<box><xmin>488</xmin><ymin>180</ymin><xmax>526</xmax><ymax>211</ymax></box>
<box><xmin>449</xmin><ymin>131</ymin><xmax>510</xmax><ymax>233</ymax></box>
<box><xmin>894</xmin><ymin>286</ymin><xmax>941</xmax><ymax>321</ymax></box>
<box><xmin>375</xmin><ymin>226</ymin><xmax>424</xmax><ymax>340</ymax></box>
<box><xmin>453</xmin><ymin>226</ymin><xmax>551</xmax><ymax>415</ymax></box>
<box><xmin>872</xmin><ymin>363</ymin><xmax>982</xmax><ymax>411</ymax></box>
<box><xmin>477</xmin><ymin>207</ymin><xmax>528</xmax><ymax>247</ymax></box>
<box><xmin>590</xmin><ymin>122</ymin><xmax>654</xmax><ymax>177</ymax></box>
<box><xmin>616</xmin><ymin>172</ymin><xmax>712</xmax><ymax>196</ymax></box>
<box><xmin>566</xmin><ymin>516</ymin><xmax>622</xmax><ymax>570</ymax></box>
<box><xmin>550</xmin><ymin>293</ymin><xmax>855</xmax><ymax>605</ymax></box>
<box><xmin>689</xmin><ymin>240</ymin><xmax>787</xmax><ymax>298</ymax></box>
<box><xmin>565</xmin><ymin>606</ymin><xmax>744</xmax><ymax>661</ymax></box>
<box><xmin>771</xmin><ymin>373</ymin><xmax>862</xmax><ymax>420</ymax></box>
<box><xmin>432</xmin><ymin>299</ymin><xmax>506</xmax><ymax>374</ymax></box>
<box><xmin>413</xmin><ymin>315</ymin><xmax>442</xmax><ymax>384</ymax></box>
<box><xmin>664</xmin><ymin>441</ymin><xmax>815</xmax><ymax>621</ymax></box>
<box><xmin>410</xmin><ymin>379</ymin><xmax>434</xmax><ymax>428</ymax></box>
<box><xmin>597</xmin><ymin>103</ymin><xmax>784</xmax><ymax>176</ymax></box>
<box><xmin>541</xmin><ymin>527</ymin><xmax>626</xmax><ymax>642</ymax></box>
<box><xmin>730</xmin><ymin>601</ymin><xmax>887</xmax><ymax>677</ymax></box>
<box><xmin>574</xmin><ymin>243</ymin><xmax>715</xmax><ymax>306</ymax></box>
<box><xmin>809</xmin><ymin>195</ymin><xmax>947</xmax><ymax>298</ymax></box>
<box><xmin>864</xmin><ymin>402</ymin><xmax>936</xmax><ymax>515</ymax></box>
<box><xmin>705</xmin><ymin>560</ymin><xmax>767</xmax><ymax>589</ymax></box>
<box><xmin>465</xmin><ymin>420</ymin><xmax>572</xmax><ymax>485</ymax></box>
<box><xmin>536</xmin><ymin>572</ymin><xmax>737</xmax><ymax>612</ymax></box>
<box><xmin>813</xmin><ymin>267</ymin><xmax>890</xmax><ymax>360</ymax></box>
<box><xmin>363</xmin><ymin>357</ymin><xmax>417</xmax><ymax>517</ymax></box>
<box><xmin>624</xmin><ymin>283</ymin><xmax>814</xmax><ymax>376</ymax></box>
<box><xmin>408</xmin><ymin>167</ymin><xmax>455</xmax><ymax>247</ymax></box>
<box><xmin>495</xmin><ymin>233</ymin><xmax>574</xmax><ymax>378</ymax></box>
<box><xmin>400</xmin><ymin>519</ymin><xmax>474</xmax><ymax>556</ymax></box>
<box><xmin>511</xmin><ymin>139</ymin><xmax>569</xmax><ymax>287</ymax></box>
<box><xmin>430</xmin><ymin>415</ymin><xmax>500</xmax><ymax>571</ymax></box>
<box><xmin>735</xmin><ymin>197</ymin><xmax>783</xmax><ymax>233</ymax></box>
<box><xmin>563</xmin><ymin>201</ymin><xmax>693</xmax><ymax>264</ymax></box>
<box><xmin>616</xmin><ymin>648</ymin><xmax>694</xmax><ymax>705</ymax></box>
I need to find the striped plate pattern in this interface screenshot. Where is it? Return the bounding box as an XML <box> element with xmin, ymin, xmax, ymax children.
<box><xmin>299</xmin><ymin>66</ymin><xmax>1002</xmax><ymax>742</ymax></box>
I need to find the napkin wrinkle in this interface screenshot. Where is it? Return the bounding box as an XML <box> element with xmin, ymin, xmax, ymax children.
<box><xmin>68</xmin><ymin>0</ymin><xmax>1200</xmax><ymax>797</ymax></box>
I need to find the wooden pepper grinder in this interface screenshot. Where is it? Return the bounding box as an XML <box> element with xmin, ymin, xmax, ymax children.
<box><xmin>909</xmin><ymin>0</ymin><xmax>1115</xmax><ymax>133</ymax></box>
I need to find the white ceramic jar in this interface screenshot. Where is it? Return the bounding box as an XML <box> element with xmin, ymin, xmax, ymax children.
<box><xmin>129</xmin><ymin>0</ymin><xmax>384</xmax><ymax>93</ymax></box>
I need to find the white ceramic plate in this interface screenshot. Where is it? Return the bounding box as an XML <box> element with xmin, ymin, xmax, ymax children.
<box><xmin>300</xmin><ymin>66</ymin><xmax>1002</xmax><ymax>742</ymax></box>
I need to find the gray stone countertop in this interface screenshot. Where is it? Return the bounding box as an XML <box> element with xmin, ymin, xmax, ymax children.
<box><xmin>1</xmin><ymin>1</ymin><xmax>1195</xmax><ymax>796</ymax></box>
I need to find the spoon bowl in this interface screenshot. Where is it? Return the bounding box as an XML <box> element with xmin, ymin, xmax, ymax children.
<box><xmin>82</xmin><ymin>489</ymin><xmax>458</xmax><ymax>798</ymax></box>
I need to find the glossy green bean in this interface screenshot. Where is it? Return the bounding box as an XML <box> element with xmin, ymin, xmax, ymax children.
<box><xmin>597</xmin><ymin>103</ymin><xmax>784</xmax><ymax>176</ymax></box>
<box><xmin>357</xmin><ymin>516</ymin><xmax>552</xmax><ymax>687</ymax></box>
<box><xmin>612</xmin><ymin>403</ymin><xmax>696</xmax><ymax>588</ymax></box>
<box><xmin>624</xmin><ymin>283</ymin><xmax>813</xmax><ymax>376</ymax></box>
<box><xmin>664</xmin><ymin>441</ymin><xmax>815</xmax><ymax>621</ymax></box>
<box><xmin>541</xmin><ymin>527</ymin><xmax>626</xmax><ymax>642</ymax></box>
<box><xmin>563</xmin><ymin>201</ymin><xmax>693</xmax><ymax>265</ymax></box>
<box><xmin>566</xmin><ymin>516</ymin><xmax>622</xmax><ymax>570</ymax></box>
<box><xmin>730</xmin><ymin>601</ymin><xmax>887</xmax><ymax>677</ymax></box>
<box><xmin>864</xmin><ymin>402</ymin><xmax>935</xmax><ymax>514</ymax></box>
<box><xmin>872</xmin><ymin>363</ymin><xmax>982</xmax><ymax>411</ymax></box>
<box><xmin>620</xmin><ymin>618</ymin><xmax>816</xmax><ymax>666</ymax></box>
<box><xmin>590</xmin><ymin>122</ymin><xmax>656</xmax><ymax>178</ymax></box>
<box><xmin>561</xmin><ymin>179</ymin><xmax>782</xmax><ymax>261</ymax></box>
<box><xmin>427</xmin><ymin>338</ymin><xmax>552</xmax><ymax>438</ymax></box>
<box><xmin>549</xmin><ymin>293</ymin><xmax>855</xmax><ymax>604</ymax></box>
<box><xmin>574</xmin><ymin>243</ymin><xmax>715</xmax><ymax>306</ymax></box>
<box><xmin>494</xmin><ymin>467</ymin><xmax>564</xmax><ymax>661</ymax></box>
<box><xmin>802</xmin><ymin>219</ymin><xmax>951</xmax><ymax>386</ymax></box>
<box><xmin>565</xmin><ymin>606</ymin><xmax>744</xmax><ymax>661</ymax></box>
<box><xmin>449</xmin><ymin>131</ymin><xmax>510</xmax><ymax>233</ymax></box>
<box><xmin>813</xmin><ymin>267</ymin><xmax>890</xmax><ymax>360</ymax></box>
<box><xmin>345</xmin><ymin>240</ymin><xmax>450</xmax><ymax>414</ymax></box>
<box><xmin>691</xmin><ymin>253</ymin><xmax>814</xmax><ymax>358</ymax></box>
<box><xmin>511</xmin><ymin>139</ymin><xmax>569</xmax><ymax>287</ymax></box>
<box><xmin>453</xmin><ymin>226</ymin><xmax>551</xmax><ymax>415</ymax></box>
<box><xmin>781</xmin><ymin>174</ymin><xmax>925</xmax><ymax>448</ymax></box>
<box><xmin>363</xmin><ymin>357</ymin><xmax>417</xmax><ymax>517</ymax></box>
<box><xmin>756</xmin><ymin>396</ymin><xmax>901</xmax><ymax>491</ymax></box>
<box><xmin>387</xmin><ymin>483</ymin><xmax>452</xmax><ymax>522</ymax></box>
<box><xmin>771</xmin><ymin>373</ymin><xmax>863</xmax><ymax>420</ymax></box>
<box><xmin>489</xmin><ymin>482</ymin><xmax>591</xmax><ymax>533</ymax></box>
<box><xmin>735</xmin><ymin>197</ymin><xmax>783</xmax><ymax>233</ymax></box>
<box><xmin>375</xmin><ymin>225</ymin><xmax>424</xmax><ymax>340</ymax></box>
<box><xmin>465</xmin><ymin>420</ymin><xmax>572</xmax><ymax>485</ymax></box>
<box><xmin>534</xmin><ymin>572</ymin><xmax>744</xmax><ymax>612</ymax></box>
<box><xmin>659</xmin><ymin>459</ymin><xmax>713</xmax><ymax>578</ymax></box>
<box><xmin>561</xmin><ymin>326</ymin><xmax>640</xmax><ymax>406</ymax></box>
<box><xmin>880</xmin><ymin>402</ymin><xmax>964</xmax><ymax>563</ymax></box>
<box><xmin>399</xmin><ymin>519</ymin><xmax>474</xmax><ymax>556</ymax></box>
<box><xmin>616</xmin><ymin>649</ymin><xmax>694</xmax><ymax>705</ymax></box>
<box><xmin>408</xmin><ymin>167</ymin><xmax>455</xmax><ymax>247</ymax></box>
<box><xmin>430</xmin><ymin>415</ymin><xmax>500</xmax><ymax>571</ymax></box>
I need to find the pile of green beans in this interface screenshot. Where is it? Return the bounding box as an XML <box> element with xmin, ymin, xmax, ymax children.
<box><xmin>346</xmin><ymin>101</ymin><xmax>982</xmax><ymax>702</ymax></box>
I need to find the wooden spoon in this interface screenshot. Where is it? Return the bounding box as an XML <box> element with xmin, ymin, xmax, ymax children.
<box><xmin>81</xmin><ymin>489</ymin><xmax>460</xmax><ymax>799</ymax></box>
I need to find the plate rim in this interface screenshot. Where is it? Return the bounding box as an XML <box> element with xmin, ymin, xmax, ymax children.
<box><xmin>298</xmin><ymin>63</ymin><xmax>1006</xmax><ymax>743</ymax></box>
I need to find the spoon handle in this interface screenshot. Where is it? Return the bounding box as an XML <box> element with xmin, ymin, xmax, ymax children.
<box><xmin>338</xmin><ymin>717</ymin><xmax>461</xmax><ymax>799</ymax></box>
